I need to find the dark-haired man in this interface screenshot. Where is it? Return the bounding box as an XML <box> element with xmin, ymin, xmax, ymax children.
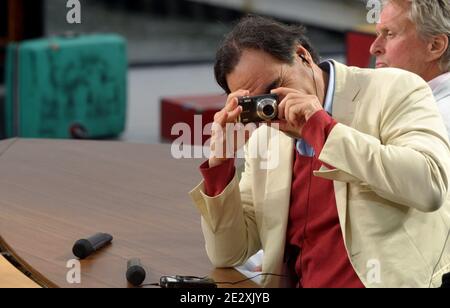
<box><xmin>189</xmin><ymin>16</ymin><xmax>450</xmax><ymax>288</ymax></box>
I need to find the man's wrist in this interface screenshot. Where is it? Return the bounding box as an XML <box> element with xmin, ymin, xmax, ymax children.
<box><xmin>208</xmin><ymin>157</ymin><xmax>230</xmax><ymax>168</ymax></box>
<box><xmin>305</xmin><ymin>108</ymin><xmax>323</xmax><ymax>122</ymax></box>
<box><xmin>201</xmin><ymin>158</ymin><xmax>236</xmax><ymax>197</ymax></box>
<box><xmin>302</xmin><ymin>110</ymin><xmax>337</xmax><ymax>156</ymax></box>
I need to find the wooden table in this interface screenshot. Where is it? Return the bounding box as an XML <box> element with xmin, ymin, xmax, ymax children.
<box><xmin>0</xmin><ymin>139</ymin><xmax>257</xmax><ymax>288</ymax></box>
<box><xmin>0</xmin><ymin>255</ymin><xmax>40</xmax><ymax>288</ymax></box>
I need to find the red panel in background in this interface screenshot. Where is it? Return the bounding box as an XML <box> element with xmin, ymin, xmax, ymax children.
<box><xmin>346</xmin><ymin>31</ymin><xmax>377</xmax><ymax>68</ymax></box>
<box><xmin>160</xmin><ymin>94</ymin><xmax>226</xmax><ymax>145</ymax></box>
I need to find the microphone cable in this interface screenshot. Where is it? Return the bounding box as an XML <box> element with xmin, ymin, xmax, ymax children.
<box><xmin>214</xmin><ymin>273</ymin><xmax>288</xmax><ymax>286</ymax></box>
<box><xmin>139</xmin><ymin>273</ymin><xmax>288</xmax><ymax>288</ymax></box>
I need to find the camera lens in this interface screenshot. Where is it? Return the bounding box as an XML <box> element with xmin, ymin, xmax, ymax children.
<box><xmin>262</xmin><ymin>105</ymin><xmax>275</xmax><ymax>117</ymax></box>
<box><xmin>257</xmin><ymin>98</ymin><xmax>278</xmax><ymax>121</ymax></box>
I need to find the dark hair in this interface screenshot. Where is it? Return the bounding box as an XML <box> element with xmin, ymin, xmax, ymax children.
<box><xmin>214</xmin><ymin>15</ymin><xmax>320</xmax><ymax>94</ymax></box>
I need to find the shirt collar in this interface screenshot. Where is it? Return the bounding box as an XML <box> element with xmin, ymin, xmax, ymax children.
<box><xmin>318</xmin><ymin>60</ymin><xmax>335</xmax><ymax>115</ymax></box>
<box><xmin>428</xmin><ymin>72</ymin><xmax>450</xmax><ymax>93</ymax></box>
<box><xmin>295</xmin><ymin>60</ymin><xmax>336</xmax><ymax>157</ymax></box>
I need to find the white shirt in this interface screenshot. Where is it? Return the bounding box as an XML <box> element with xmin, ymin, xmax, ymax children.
<box><xmin>296</xmin><ymin>61</ymin><xmax>335</xmax><ymax>157</ymax></box>
<box><xmin>428</xmin><ymin>72</ymin><xmax>450</xmax><ymax>140</ymax></box>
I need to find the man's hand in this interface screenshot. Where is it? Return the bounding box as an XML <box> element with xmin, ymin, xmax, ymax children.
<box><xmin>209</xmin><ymin>90</ymin><xmax>251</xmax><ymax>168</ymax></box>
<box><xmin>271</xmin><ymin>87</ymin><xmax>323</xmax><ymax>139</ymax></box>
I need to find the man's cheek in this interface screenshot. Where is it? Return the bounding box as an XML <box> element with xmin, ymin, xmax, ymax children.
<box><xmin>386</xmin><ymin>46</ymin><xmax>404</xmax><ymax>66</ymax></box>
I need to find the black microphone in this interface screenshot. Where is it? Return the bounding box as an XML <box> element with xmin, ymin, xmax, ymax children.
<box><xmin>126</xmin><ymin>258</ymin><xmax>146</xmax><ymax>287</ymax></box>
<box><xmin>441</xmin><ymin>272</ymin><xmax>450</xmax><ymax>288</ymax></box>
<box><xmin>72</xmin><ymin>233</ymin><xmax>113</xmax><ymax>259</ymax></box>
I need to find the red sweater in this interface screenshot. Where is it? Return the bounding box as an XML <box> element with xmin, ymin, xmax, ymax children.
<box><xmin>200</xmin><ymin>110</ymin><xmax>364</xmax><ymax>288</ymax></box>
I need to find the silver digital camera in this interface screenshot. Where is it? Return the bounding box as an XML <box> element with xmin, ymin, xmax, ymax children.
<box><xmin>237</xmin><ymin>94</ymin><xmax>279</xmax><ymax>124</ymax></box>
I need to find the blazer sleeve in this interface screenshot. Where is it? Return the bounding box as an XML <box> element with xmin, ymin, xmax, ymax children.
<box><xmin>317</xmin><ymin>73</ymin><xmax>450</xmax><ymax>212</ymax></box>
<box><xmin>189</xmin><ymin>145</ymin><xmax>261</xmax><ymax>268</ymax></box>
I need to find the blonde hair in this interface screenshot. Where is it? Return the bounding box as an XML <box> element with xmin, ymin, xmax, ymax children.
<box><xmin>386</xmin><ymin>0</ymin><xmax>450</xmax><ymax>72</ymax></box>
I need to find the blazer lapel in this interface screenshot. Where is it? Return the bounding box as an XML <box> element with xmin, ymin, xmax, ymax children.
<box><xmin>321</xmin><ymin>61</ymin><xmax>362</xmax><ymax>244</ymax></box>
<box><xmin>330</xmin><ymin>61</ymin><xmax>361</xmax><ymax>127</ymax></box>
<box><xmin>263</xmin><ymin>128</ymin><xmax>294</xmax><ymax>220</ymax></box>
<box><xmin>260</xmin><ymin>128</ymin><xmax>294</xmax><ymax>284</ymax></box>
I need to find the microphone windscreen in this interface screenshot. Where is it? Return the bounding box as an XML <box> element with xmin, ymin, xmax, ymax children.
<box><xmin>126</xmin><ymin>259</ymin><xmax>146</xmax><ymax>287</ymax></box>
<box><xmin>72</xmin><ymin>233</ymin><xmax>113</xmax><ymax>259</ymax></box>
<box><xmin>72</xmin><ymin>239</ymin><xmax>94</xmax><ymax>259</ymax></box>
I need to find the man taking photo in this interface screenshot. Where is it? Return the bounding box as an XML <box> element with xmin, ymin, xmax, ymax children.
<box><xmin>190</xmin><ymin>15</ymin><xmax>450</xmax><ymax>288</ymax></box>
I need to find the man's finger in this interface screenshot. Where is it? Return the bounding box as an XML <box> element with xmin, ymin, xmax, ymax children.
<box><xmin>214</xmin><ymin>110</ymin><xmax>226</xmax><ymax>123</ymax></box>
<box><xmin>225</xmin><ymin>97</ymin><xmax>238</xmax><ymax>113</ymax></box>
<box><xmin>227</xmin><ymin>106</ymin><xmax>243</xmax><ymax>123</ymax></box>
<box><xmin>277</xmin><ymin>120</ymin><xmax>288</xmax><ymax>132</ymax></box>
<box><xmin>288</xmin><ymin>109</ymin><xmax>299</xmax><ymax>127</ymax></box>
<box><xmin>216</xmin><ymin>110</ymin><xmax>228</xmax><ymax>127</ymax></box>
<box><xmin>225</xmin><ymin>90</ymin><xmax>249</xmax><ymax>112</ymax></box>
<box><xmin>278</xmin><ymin>98</ymin><xmax>287</xmax><ymax>120</ymax></box>
<box><xmin>271</xmin><ymin>87</ymin><xmax>306</xmax><ymax>98</ymax></box>
<box><xmin>285</xmin><ymin>102</ymin><xmax>292</xmax><ymax>125</ymax></box>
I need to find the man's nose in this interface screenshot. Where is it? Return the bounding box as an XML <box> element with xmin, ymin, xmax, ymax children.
<box><xmin>370</xmin><ymin>36</ymin><xmax>385</xmax><ymax>56</ymax></box>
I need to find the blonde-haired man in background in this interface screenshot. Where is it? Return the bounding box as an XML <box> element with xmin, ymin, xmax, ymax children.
<box><xmin>370</xmin><ymin>0</ymin><xmax>450</xmax><ymax>138</ymax></box>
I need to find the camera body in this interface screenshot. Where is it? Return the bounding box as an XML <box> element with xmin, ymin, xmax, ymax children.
<box><xmin>238</xmin><ymin>94</ymin><xmax>279</xmax><ymax>124</ymax></box>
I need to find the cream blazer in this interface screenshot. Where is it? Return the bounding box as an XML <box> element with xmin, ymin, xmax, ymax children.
<box><xmin>190</xmin><ymin>61</ymin><xmax>450</xmax><ymax>288</ymax></box>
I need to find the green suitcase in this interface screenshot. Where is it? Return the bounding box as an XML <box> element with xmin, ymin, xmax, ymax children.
<box><xmin>4</xmin><ymin>34</ymin><xmax>127</xmax><ymax>139</ymax></box>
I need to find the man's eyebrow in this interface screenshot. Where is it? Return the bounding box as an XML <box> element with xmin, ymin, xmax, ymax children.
<box><xmin>265</xmin><ymin>78</ymin><xmax>281</xmax><ymax>93</ymax></box>
<box><xmin>376</xmin><ymin>24</ymin><xmax>388</xmax><ymax>34</ymax></box>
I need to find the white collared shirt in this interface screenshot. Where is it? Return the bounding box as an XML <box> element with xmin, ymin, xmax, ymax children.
<box><xmin>429</xmin><ymin>72</ymin><xmax>450</xmax><ymax>93</ymax></box>
<box><xmin>296</xmin><ymin>60</ymin><xmax>335</xmax><ymax>157</ymax></box>
<box><xmin>428</xmin><ymin>72</ymin><xmax>450</xmax><ymax>140</ymax></box>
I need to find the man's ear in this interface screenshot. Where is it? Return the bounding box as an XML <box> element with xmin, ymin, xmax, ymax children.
<box><xmin>427</xmin><ymin>34</ymin><xmax>449</xmax><ymax>63</ymax></box>
<box><xmin>295</xmin><ymin>45</ymin><xmax>312</xmax><ymax>66</ymax></box>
